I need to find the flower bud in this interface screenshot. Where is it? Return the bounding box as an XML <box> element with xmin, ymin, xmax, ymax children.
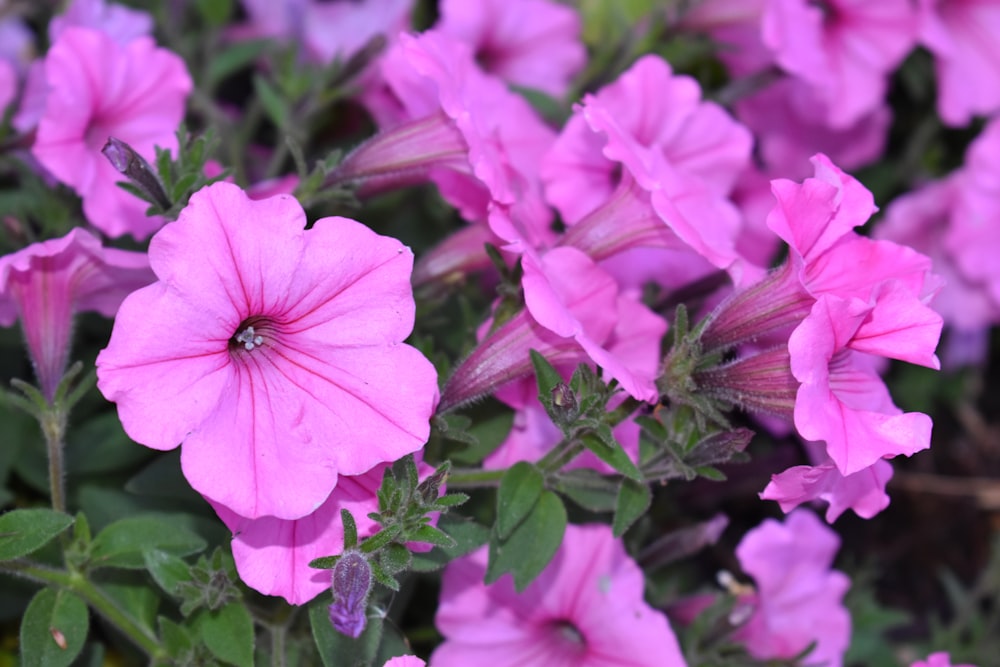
<box><xmin>328</xmin><ymin>551</ymin><xmax>373</xmax><ymax>639</ymax></box>
<box><xmin>102</xmin><ymin>137</ymin><xmax>171</xmax><ymax>210</ymax></box>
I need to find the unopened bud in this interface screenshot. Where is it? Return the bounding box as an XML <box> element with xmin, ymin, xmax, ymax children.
<box><xmin>102</xmin><ymin>137</ymin><xmax>172</xmax><ymax>210</ymax></box>
<box><xmin>550</xmin><ymin>382</ymin><xmax>578</xmax><ymax>423</ymax></box>
<box><xmin>328</xmin><ymin>551</ymin><xmax>372</xmax><ymax>638</ymax></box>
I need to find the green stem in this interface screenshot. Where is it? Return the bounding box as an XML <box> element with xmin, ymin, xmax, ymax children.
<box><xmin>445</xmin><ymin>468</ymin><xmax>506</xmax><ymax>489</ymax></box>
<box><xmin>1</xmin><ymin>560</ymin><xmax>164</xmax><ymax>659</ymax></box>
<box><xmin>270</xmin><ymin>625</ymin><xmax>286</xmax><ymax>667</ymax></box>
<box><xmin>40</xmin><ymin>408</ymin><xmax>68</xmax><ymax>515</ymax></box>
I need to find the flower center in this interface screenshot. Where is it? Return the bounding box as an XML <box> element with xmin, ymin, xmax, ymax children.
<box><xmin>234</xmin><ymin>325</ymin><xmax>265</xmax><ymax>351</ymax></box>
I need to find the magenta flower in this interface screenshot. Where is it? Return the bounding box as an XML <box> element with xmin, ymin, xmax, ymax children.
<box><xmin>435</xmin><ymin>0</ymin><xmax>585</xmax><ymax>97</ymax></box>
<box><xmin>96</xmin><ymin>183</ymin><xmax>439</xmax><ymax>520</ymax></box>
<box><xmin>0</xmin><ymin>228</ymin><xmax>153</xmax><ymax>402</ymax></box>
<box><xmin>211</xmin><ymin>464</ymin><xmax>386</xmax><ymax>605</ymax></box>
<box><xmin>789</xmin><ymin>290</ymin><xmax>940</xmax><ymax>475</ymax></box>
<box><xmin>383</xmin><ymin>657</ymin><xmax>425</xmax><ymax>667</ymax></box>
<box><xmin>31</xmin><ymin>27</ymin><xmax>191</xmax><ymax>239</ymax></box>
<box><xmin>734</xmin><ymin>510</ymin><xmax>851</xmax><ymax>666</ymax></box>
<box><xmin>911</xmin><ymin>652</ymin><xmax>978</xmax><ymax>667</ymax></box>
<box><xmin>762</xmin><ymin>455</ymin><xmax>894</xmax><ymax>522</ymax></box>
<box><xmin>49</xmin><ymin>0</ymin><xmax>152</xmax><ymax>46</ymax></box>
<box><xmin>433</xmin><ymin>523</ymin><xmax>687</xmax><ymax>667</ymax></box>
<box><xmin>0</xmin><ymin>59</ymin><xmax>14</xmax><ymax>113</ymax></box>
<box><xmin>919</xmin><ymin>0</ymin><xmax>1000</xmax><ymax>126</ymax></box>
<box><xmin>762</xmin><ymin>0</ymin><xmax>917</xmax><ymax>128</ymax></box>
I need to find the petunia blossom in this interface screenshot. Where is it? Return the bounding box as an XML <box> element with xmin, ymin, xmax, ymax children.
<box><xmin>433</xmin><ymin>523</ymin><xmax>687</xmax><ymax>667</ymax></box>
<box><xmin>0</xmin><ymin>228</ymin><xmax>154</xmax><ymax>401</ymax></box>
<box><xmin>96</xmin><ymin>183</ymin><xmax>439</xmax><ymax>520</ymax></box>
<box><xmin>31</xmin><ymin>27</ymin><xmax>191</xmax><ymax>239</ymax></box>
<box><xmin>734</xmin><ymin>509</ymin><xmax>851</xmax><ymax>666</ymax></box>
<box><xmin>49</xmin><ymin>0</ymin><xmax>153</xmax><ymax>46</ymax></box>
<box><xmin>435</xmin><ymin>0</ymin><xmax>585</xmax><ymax>97</ymax></box>
<box><xmin>382</xmin><ymin>657</ymin><xmax>425</xmax><ymax>667</ymax></box>
<box><xmin>762</xmin><ymin>454</ymin><xmax>894</xmax><ymax>522</ymax></box>
<box><xmin>919</xmin><ymin>0</ymin><xmax>1000</xmax><ymax>126</ymax></box>
<box><xmin>911</xmin><ymin>652</ymin><xmax>978</xmax><ymax>667</ymax></box>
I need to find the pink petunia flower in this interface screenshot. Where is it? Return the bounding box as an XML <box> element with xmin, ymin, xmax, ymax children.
<box><xmin>0</xmin><ymin>59</ymin><xmax>14</xmax><ymax>113</ymax></box>
<box><xmin>762</xmin><ymin>453</ymin><xmax>894</xmax><ymax>522</ymax></box>
<box><xmin>919</xmin><ymin>0</ymin><xmax>1000</xmax><ymax>126</ymax></box>
<box><xmin>734</xmin><ymin>509</ymin><xmax>851</xmax><ymax>666</ymax></box>
<box><xmin>789</xmin><ymin>290</ymin><xmax>940</xmax><ymax>475</ymax></box>
<box><xmin>435</xmin><ymin>0</ymin><xmax>585</xmax><ymax>97</ymax></box>
<box><xmin>96</xmin><ymin>183</ymin><xmax>439</xmax><ymax>520</ymax></box>
<box><xmin>433</xmin><ymin>523</ymin><xmax>687</xmax><ymax>667</ymax></box>
<box><xmin>911</xmin><ymin>652</ymin><xmax>978</xmax><ymax>667</ymax></box>
<box><xmin>0</xmin><ymin>228</ymin><xmax>153</xmax><ymax>401</ymax></box>
<box><xmin>236</xmin><ymin>0</ymin><xmax>412</xmax><ymax>65</ymax></box>
<box><xmin>49</xmin><ymin>0</ymin><xmax>153</xmax><ymax>46</ymax></box>
<box><xmin>762</xmin><ymin>0</ymin><xmax>918</xmax><ymax>128</ymax></box>
<box><xmin>383</xmin><ymin>657</ymin><xmax>425</xmax><ymax>667</ymax></box>
<box><xmin>211</xmin><ymin>463</ymin><xmax>387</xmax><ymax>605</ymax></box>
<box><xmin>31</xmin><ymin>27</ymin><xmax>191</xmax><ymax>239</ymax></box>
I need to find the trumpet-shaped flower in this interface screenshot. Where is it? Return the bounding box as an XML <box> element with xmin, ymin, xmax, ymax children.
<box><xmin>31</xmin><ymin>27</ymin><xmax>191</xmax><ymax>239</ymax></box>
<box><xmin>735</xmin><ymin>510</ymin><xmax>850</xmax><ymax>665</ymax></box>
<box><xmin>911</xmin><ymin>652</ymin><xmax>978</xmax><ymax>667</ymax></box>
<box><xmin>0</xmin><ymin>228</ymin><xmax>153</xmax><ymax>401</ymax></box>
<box><xmin>49</xmin><ymin>0</ymin><xmax>152</xmax><ymax>46</ymax></box>
<box><xmin>96</xmin><ymin>183</ymin><xmax>439</xmax><ymax>520</ymax></box>
<box><xmin>436</xmin><ymin>0</ymin><xmax>585</xmax><ymax>96</ymax></box>
<box><xmin>433</xmin><ymin>523</ymin><xmax>687</xmax><ymax>667</ymax></box>
<box><xmin>762</xmin><ymin>455</ymin><xmax>894</xmax><ymax>522</ymax></box>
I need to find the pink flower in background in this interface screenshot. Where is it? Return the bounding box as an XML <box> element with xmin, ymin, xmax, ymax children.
<box><xmin>96</xmin><ymin>183</ymin><xmax>439</xmax><ymax>520</ymax></box>
<box><xmin>237</xmin><ymin>0</ymin><xmax>412</xmax><ymax>65</ymax></box>
<box><xmin>211</xmin><ymin>464</ymin><xmax>387</xmax><ymax>605</ymax></box>
<box><xmin>31</xmin><ymin>27</ymin><xmax>191</xmax><ymax>239</ymax></box>
<box><xmin>433</xmin><ymin>523</ymin><xmax>687</xmax><ymax>667</ymax></box>
<box><xmin>49</xmin><ymin>0</ymin><xmax>152</xmax><ymax>46</ymax></box>
<box><xmin>735</xmin><ymin>77</ymin><xmax>891</xmax><ymax>180</ymax></box>
<box><xmin>919</xmin><ymin>0</ymin><xmax>1000</xmax><ymax>126</ymax></box>
<box><xmin>789</xmin><ymin>290</ymin><xmax>940</xmax><ymax>475</ymax></box>
<box><xmin>762</xmin><ymin>0</ymin><xmax>917</xmax><ymax>128</ymax></box>
<box><xmin>435</xmin><ymin>0</ymin><xmax>585</xmax><ymax>97</ymax></box>
<box><xmin>762</xmin><ymin>454</ymin><xmax>894</xmax><ymax>522</ymax></box>
<box><xmin>383</xmin><ymin>657</ymin><xmax>425</xmax><ymax>667</ymax></box>
<box><xmin>911</xmin><ymin>652</ymin><xmax>978</xmax><ymax>667</ymax></box>
<box><xmin>735</xmin><ymin>509</ymin><xmax>850</xmax><ymax>666</ymax></box>
<box><xmin>677</xmin><ymin>0</ymin><xmax>773</xmax><ymax>77</ymax></box>
<box><xmin>0</xmin><ymin>59</ymin><xmax>14</xmax><ymax>112</ymax></box>
<box><xmin>0</xmin><ymin>228</ymin><xmax>153</xmax><ymax>401</ymax></box>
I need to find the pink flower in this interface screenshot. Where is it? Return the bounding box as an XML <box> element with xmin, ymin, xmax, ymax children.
<box><xmin>762</xmin><ymin>454</ymin><xmax>894</xmax><ymax>522</ymax></box>
<box><xmin>0</xmin><ymin>59</ymin><xmax>14</xmax><ymax>113</ymax></box>
<box><xmin>919</xmin><ymin>0</ymin><xmax>1000</xmax><ymax>126</ymax></box>
<box><xmin>383</xmin><ymin>657</ymin><xmax>425</xmax><ymax>667</ymax></box>
<box><xmin>342</xmin><ymin>30</ymin><xmax>554</xmax><ymax>239</ymax></box>
<box><xmin>735</xmin><ymin>77</ymin><xmax>891</xmax><ymax>180</ymax></box>
<box><xmin>440</xmin><ymin>246</ymin><xmax>666</xmax><ymax>409</ymax></box>
<box><xmin>762</xmin><ymin>0</ymin><xmax>917</xmax><ymax>128</ymax></box>
<box><xmin>911</xmin><ymin>652</ymin><xmax>978</xmax><ymax>667</ymax></box>
<box><xmin>433</xmin><ymin>523</ymin><xmax>687</xmax><ymax>667</ymax></box>
<box><xmin>435</xmin><ymin>0</ymin><xmax>585</xmax><ymax>97</ymax></box>
<box><xmin>31</xmin><ymin>27</ymin><xmax>191</xmax><ymax>239</ymax></box>
<box><xmin>96</xmin><ymin>183</ymin><xmax>439</xmax><ymax>520</ymax></box>
<box><xmin>237</xmin><ymin>0</ymin><xmax>412</xmax><ymax>65</ymax></box>
<box><xmin>0</xmin><ymin>228</ymin><xmax>153</xmax><ymax>401</ymax></box>
<box><xmin>734</xmin><ymin>509</ymin><xmax>850</xmax><ymax>666</ymax></box>
<box><xmin>789</xmin><ymin>290</ymin><xmax>940</xmax><ymax>475</ymax></box>
<box><xmin>49</xmin><ymin>0</ymin><xmax>153</xmax><ymax>46</ymax></box>
<box><xmin>211</xmin><ymin>465</ymin><xmax>384</xmax><ymax>605</ymax></box>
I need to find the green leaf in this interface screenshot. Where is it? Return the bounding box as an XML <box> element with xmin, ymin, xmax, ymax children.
<box><xmin>379</xmin><ymin>543</ymin><xmax>412</xmax><ymax>575</ymax></box>
<box><xmin>65</xmin><ymin>412</ymin><xmax>151</xmax><ymax>475</ymax></box>
<box><xmin>158</xmin><ymin>616</ymin><xmax>195</xmax><ymax>659</ymax></box>
<box><xmin>20</xmin><ymin>588</ymin><xmax>89</xmax><ymax>667</ymax></box>
<box><xmin>253</xmin><ymin>75</ymin><xmax>288</xmax><ymax>128</ymax></box>
<box><xmin>207</xmin><ymin>40</ymin><xmax>269</xmax><ymax>87</ymax></box>
<box><xmin>550</xmin><ymin>469</ymin><xmax>619</xmax><ymax>513</ymax></box>
<box><xmin>342</xmin><ymin>509</ymin><xmax>358</xmax><ymax>549</ymax></box>
<box><xmin>0</xmin><ymin>509</ymin><xmax>74</xmax><ymax>561</ymax></box>
<box><xmin>530</xmin><ymin>350</ymin><xmax>563</xmax><ymax>404</ymax></box>
<box><xmin>194</xmin><ymin>0</ymin><xmax>232</xmax><ymax>26</ymax></box>
<box><xmin>368</xmin><ymin>561</ymin><xmax>400</xmax><ymax>592</ymax></box>
<box><xmin>449</xmin><ymin>410</ymin><xmax>514</xmax><ymax>464</ymax></box>
<box><xmin>613</xmin><ymin>478</ymin><xmax>652</xmax><ymax>537</ymax></box>
<box><xmin>144</xmin><ymin>549</ymin><xmax>193</xmax><ymax>596</ymax></box>
<box><xmin>408</xmin><ymin>525</ymin><xmax>456</xmax><ymax>549</ymax></box>
<box><xmin>496</xmin><ymin>462</ymin><xmax>544</xmax><ymax>540</ymax></box>
<box><xmin>579</xmin><ymin>430</ymin><xmax>642</xmax><ymax>481</ymax></box>
<box><xmin>195</xmin><ymin>602</ymin><xmax>254</xmax><ymax>666</ymax></box>
<box><xmin>309</xmin><ymin>596</ymin><xmax>384</xmax><ymax>667</ymax></box>
<box><xmin>410</xmin><ymin>516</ymin><xmax>490</xmax><ymax>572</ymax></box>
<box><xmin>359</xmin><ymin>525</ymin><xmax>401</xmax><ymax>554</ymax></box>
<box><xmin>309</xmin><ymin>555</ymin><xmax>341</xmax><ymax>570</ymax></box>
<box><xmin>90</xmin><ymin>515</ymin><xmax>206</xmax><ymax>569</ymax></box>
<box><xmin>486</xmin><ymin>490</ymin><xmax>566</xmax><ymax>592</ymax></box>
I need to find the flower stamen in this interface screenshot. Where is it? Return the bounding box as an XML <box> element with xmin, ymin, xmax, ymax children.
<box><xmin>235</xmin><ymin>326</ymin><xmax>264</xmax><ymax>351</ymax></box>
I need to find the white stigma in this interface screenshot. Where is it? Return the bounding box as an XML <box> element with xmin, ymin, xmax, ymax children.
<box><xmin>235</xmin><ymin>326</ymin><xmax>264</xmax><ymax>351</ymax></box>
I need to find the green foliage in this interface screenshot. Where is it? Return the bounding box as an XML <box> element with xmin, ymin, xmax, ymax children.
<box><xmin>88</xmin><ymin>515</ymin><xmax>206</xmax><ymax>569</ymax></box>
<box><xmin>0</xmin><ymin>509</ymin><xmax>74</xmax><ymax>561</ymax></box>
<box><xmin>20</xmin><ymin>587</ymin><xmax>89</xmax><ymax>667</ymax></box>
<box><xmin>485</xmin><ymin>490</ymin><xmax>567</xmax><ymax>592</ymax></box>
